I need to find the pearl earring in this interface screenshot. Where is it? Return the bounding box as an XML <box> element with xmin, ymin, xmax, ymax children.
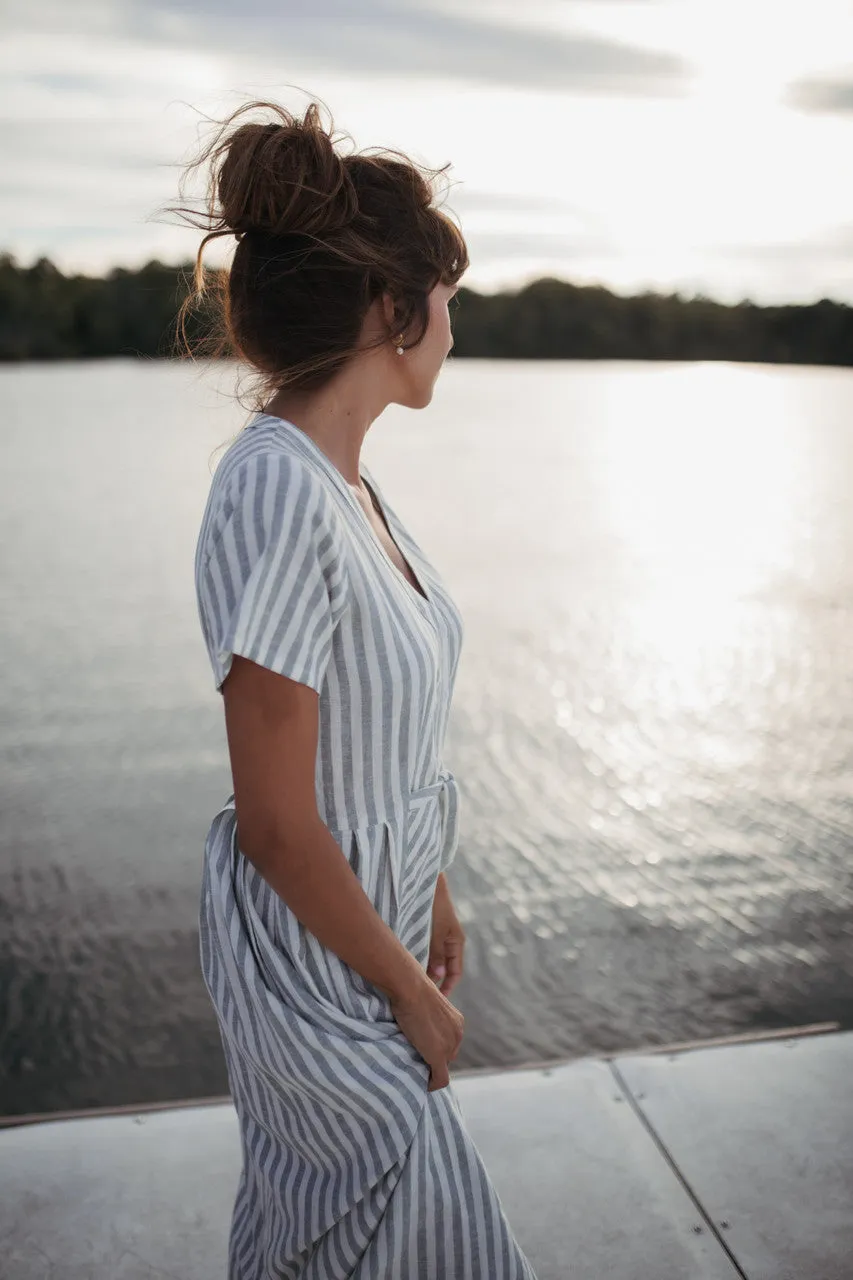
<box><xmin>394</xmin><ymin>333</ymin><xmax>404</xmax><ymax>355</ymax></box>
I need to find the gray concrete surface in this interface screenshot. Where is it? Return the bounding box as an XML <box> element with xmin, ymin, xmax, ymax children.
<box><xmin>616</xmin><ymin>1030</ymin><xmax>853</xmax><ymax>1280</ymax></box>
<box><xmin>1</xmin><ymin>1028</ymin><xmax>850</xmax><ymax>1279</ymax></box>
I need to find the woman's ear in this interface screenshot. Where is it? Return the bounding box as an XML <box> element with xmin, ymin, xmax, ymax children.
<box><xmin>381</xmin><ymin>290</ymin><xmax>398</xmax><ymax>331</ymax></box>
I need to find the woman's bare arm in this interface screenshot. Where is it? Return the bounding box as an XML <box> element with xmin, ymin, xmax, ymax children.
<box><xmin>222</xmin><ymin>653</ymin><xmax>425</xmax><ymax>1003</ymax></box>
<box><xmin>221</xmin><ymin>653</ymin><xmax>465</xmax><ymax>1089</ymax></box>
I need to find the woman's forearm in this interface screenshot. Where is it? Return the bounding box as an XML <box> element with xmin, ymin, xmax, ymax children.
<box><xmin>241</xmin><ymin>817</ymin><xmax>426</xmax><ymax>1004</ymax></box>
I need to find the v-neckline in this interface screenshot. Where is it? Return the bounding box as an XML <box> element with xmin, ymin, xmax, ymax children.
<box><xmin>253</xmin><ymin>413</ymin><xmax>434</xmax><ymax>612</ymax></box>
<box><xmin>354</xmin><ymin>474</ymin><xmax>432</xmax><ymax>606</ymax></box>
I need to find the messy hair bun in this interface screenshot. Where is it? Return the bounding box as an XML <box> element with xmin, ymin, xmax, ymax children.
<box><xmin>218</xmin><ymin>109</ymin><xmax>359</xmax><ymax>240</ymax></box>
<box><xmin>160</xmin><ymin>95</ymin><xmax>468</xmax><ymax>405</ymax></box>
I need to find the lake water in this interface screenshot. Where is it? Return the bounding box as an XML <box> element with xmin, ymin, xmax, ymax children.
<box><xmin>2</xmin><ymin>357</ymin><xmax>852</xmax><ymax>1118</ymax></box>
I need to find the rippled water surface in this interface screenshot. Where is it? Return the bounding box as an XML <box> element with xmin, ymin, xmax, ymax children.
<box><xmin>2</xmin><ymin>357</ymin><xmax>852</xmax><ymax>1116</ymax></box>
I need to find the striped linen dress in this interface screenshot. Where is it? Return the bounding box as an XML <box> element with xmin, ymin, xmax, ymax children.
<box><xmin>194</xmin><ymin>413</ymin><xmax>539</xmax><ymax>1279</ymax></box>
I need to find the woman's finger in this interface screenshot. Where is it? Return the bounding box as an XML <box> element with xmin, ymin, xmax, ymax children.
<box><xmin>439</xmin><ymin>935</ymin><xmax>465</xmax><ymax>995</ymax></box>
<box><xmin>428</xmin><ymin>1060</ymin><xmax>450</xmax><ymax>1091</ymax></box>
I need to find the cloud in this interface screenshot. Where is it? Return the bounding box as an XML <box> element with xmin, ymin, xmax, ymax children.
<box><xmin>464</xmin><ymin>229</ymin><xmax>614</xmax><ymax>267</ymax></box>
<box><xmin>466</xmin><ymin>220</ymin><xmax>853</xmax><ymax>306</ymax></box>
<box><xmin>785</xmin><ymin>73</ymin><xmax>853</xmax><ymax>115</ymax></box>
<box><xmin>4</xmin><ymin>0</ymin><xmax>850</xmax><ymax>308</ymax></box>
<box><xmin>714</xmin><ymin>223</ymin><xmax>853</xmax><ymax>263</ymax></box>
<box><xmin>446</xmin><ymin>190</ymin><xmax>607</xmax><ymax>237</ymax></box>
<box><xmin>4</xmin><ymin>0</ymin><xmax>690</xmax><ymax>98</ymax></box>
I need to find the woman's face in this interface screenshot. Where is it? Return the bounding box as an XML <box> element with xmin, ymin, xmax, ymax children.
<box><xmin>394</xmin><ymin>279</ymin><xmax>460</xmax><ymax>409</ymax></box>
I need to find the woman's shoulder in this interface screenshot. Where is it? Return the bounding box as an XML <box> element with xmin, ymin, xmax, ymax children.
<box><xmin>211</xmin><ymin>415</ymin><xmax>305</xmax><ymax>488</ymax></box>
<box><xmin>210</xmin><ymin>420</ymin><xmax>342</xmax><ymax>530</ymax></box>
<box><xmin>195</xmin><ymin>421</ymin><xmax>350</xmax><ymax>586</ymax></box>
<box><xmin>194</xmin><ymin>420</ymin><xmax>353</xmax><ymax>696</ymax></box>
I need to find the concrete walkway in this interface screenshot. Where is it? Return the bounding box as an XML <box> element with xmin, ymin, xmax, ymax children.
<box><xmin>1</xmin><ymin>1024</ymin><xmax>850</xmax><ymax>1278</ymax></box>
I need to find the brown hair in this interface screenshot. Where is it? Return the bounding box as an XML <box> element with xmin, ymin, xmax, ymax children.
<box><xmin>161</xmin><ymin>96</ymin><xmax>468</xmax><ymax>410</ymax></box>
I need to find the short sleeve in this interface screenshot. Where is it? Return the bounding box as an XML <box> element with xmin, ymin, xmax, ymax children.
<box><xmin>198</xmin><ymin>451</ymin><xmax>350</xmax><ymax>695</ymax></box>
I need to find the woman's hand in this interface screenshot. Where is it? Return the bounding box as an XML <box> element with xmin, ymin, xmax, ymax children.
<box><xmin>390</xmin><ymin>976</ymin><xmax>464</xmax><ymax>1092</ymax></box>
<box><xmin>388</xmin><ymin>874</ymin><xmax>467</xmax><ymax>1091</ymax></box>
<box><xmin>426</xmin><ymin>873</ymin><xmax>465</xmax><ymax>998</ymax></box>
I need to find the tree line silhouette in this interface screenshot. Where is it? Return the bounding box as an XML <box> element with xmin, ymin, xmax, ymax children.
<box><xmin>1</xmin><ymin>251</ymin><xmax>851</xmax><ymax>367</ymax></box>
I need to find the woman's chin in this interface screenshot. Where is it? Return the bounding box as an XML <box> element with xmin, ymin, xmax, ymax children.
<box><xmin>397</xmin><ymin>383</ymin><xmax>436</xmax><ymax>411</ymax></box>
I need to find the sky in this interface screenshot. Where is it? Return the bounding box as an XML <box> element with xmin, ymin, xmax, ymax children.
<box><xmin>3</xmin><ymin>0</ymin><xmax>853</xmax><ymax>305</ymax></box>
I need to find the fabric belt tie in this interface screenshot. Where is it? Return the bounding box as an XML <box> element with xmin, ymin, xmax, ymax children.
<box><xmin>406</xmin><ymin>766</ymin><xmax>460</xmax><ymax>874</ymax></box>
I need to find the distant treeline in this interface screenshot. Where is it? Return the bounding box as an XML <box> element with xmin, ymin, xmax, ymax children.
<box><xmin>1</xmin><ymin>251</ymin><xmax>851</xmax><ymax>367</ymax></box>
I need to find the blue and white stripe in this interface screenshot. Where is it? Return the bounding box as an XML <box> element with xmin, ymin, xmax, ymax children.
<box><xmin>194</xmin><ymin>413</ymin><xmax>538</xmax><ymax>1278</ymax></box>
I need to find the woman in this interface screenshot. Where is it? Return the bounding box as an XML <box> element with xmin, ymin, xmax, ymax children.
<box><xmin>181</xmin><ymin>98</ymin><xmax>538</xmax><ymax>1279</ymax></box>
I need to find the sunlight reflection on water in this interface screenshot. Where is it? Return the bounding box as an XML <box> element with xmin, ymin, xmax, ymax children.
<box><xmin>1</xmin><ymin>357</ymin><xmax>852</xmax><ymax>1114</ymax></box>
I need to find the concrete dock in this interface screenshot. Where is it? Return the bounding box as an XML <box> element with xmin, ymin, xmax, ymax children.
<box><xmin>1</xmin><ymin>1023</ymin><xmax>850</xmax><ymax>1278</ymax></box>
